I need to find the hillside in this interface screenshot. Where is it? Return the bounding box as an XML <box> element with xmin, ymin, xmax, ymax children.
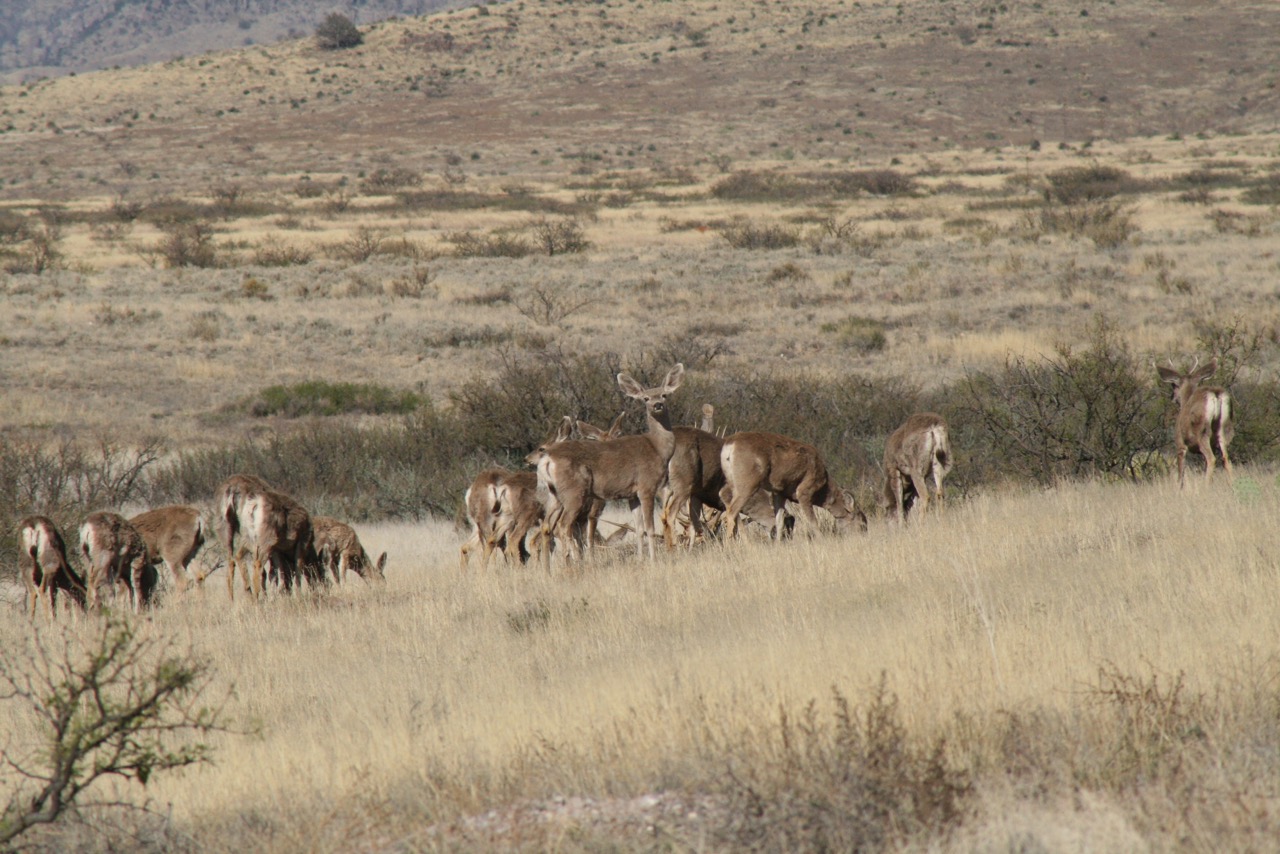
<box><xmin>0</xmin><ymin>0</ymin><xmax>467</xmax><ymax>84</ymax></box>
<box><xmin>1</xmin><ymin>0</ymin><xmax>1278</xmax><ymax>199</ymax></box>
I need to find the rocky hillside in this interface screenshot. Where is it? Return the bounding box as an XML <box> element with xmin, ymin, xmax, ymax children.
<box><xmin>0</xmin><ymin>0</ymin><xmax>469</xmax><ymax>83</ymax></box>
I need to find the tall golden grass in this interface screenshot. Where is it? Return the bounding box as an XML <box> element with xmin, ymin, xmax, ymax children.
<box><xmin>4</xmin><ymin>472</ymin><xmax>1277</xmax><ymax>849</ymax></box>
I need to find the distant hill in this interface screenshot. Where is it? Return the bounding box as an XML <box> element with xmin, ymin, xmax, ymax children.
<box><xmin>0</xmin><ymin>0</ymin><xmax>471</xmax><ymax>83</ymax></box>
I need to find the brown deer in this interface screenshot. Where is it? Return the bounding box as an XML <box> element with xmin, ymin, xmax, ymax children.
<box><xmin>720</xmin><ymin>431</ymin><xmax>863</xmax><ymax>538</ymax></box>
<box><xmin>239</xmin><ymin>488</ymin><xmax>322</xmax><ymax>598</ymax></box>
<box><xmin>80</xmin><ymin>511</ymin><xmax>156</xmax><ymax>613</ymax></box>
<box><xmin>538</xmin><ymin>363</ymin><xmax>685</xmax><ymax>560</ymax></box>
<box><xmin>312</xmin><ymin>516</ymin><xmax>387</xmax><ymax>584</ymax></box>
<box><xmin>1156</xmin><ymin>358</ymin><xmax>1234</xmax><ymax>488</ymax></box>
<box><xmin>216</xmin><ymin>473</ymin><xmax>272</xmax><ymax>600</ymax></box>
<box><xmin>882</xmin><ymin>413</ymin><xmax>953</xmax><ymax>522</ymax></box>
<box><xmin>129</xmin><ymin>504</ymin><xmax>208</xmax><ymax>591</ymax></box>
<box><xmin>460</xmin><ymin>418</ymin><xmax>575</xmax><ymax>570</ymax></box>
<box><xmin>18</xmin><ymin>516</ymin><xmax>87</xmax><ymax>620</ymax></box>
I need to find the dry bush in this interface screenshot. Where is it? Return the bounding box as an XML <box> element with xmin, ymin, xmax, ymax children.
<box><xmin>148</xmin><ymin>220</ymin><xmax>219</xmax><ymax>268</ymax></box>
<box><xmin>821</xmin><ymin>315</ymin><xmax>888</xmax><ymax>353</ymax></box>
<box><xmin>446</xmin><ymin>229</ymin><xmax>533</xmax><ymax>258</ymax></box>
<box><xmin>1043</xmin><ymin>164</ymin><xmax>1140</xmax><ymax>204</ymax></box>
<box><xmin>251</xmin><ymin>235</ymin><xmax>313</xmax><ymax>267</ymax></box>
<box><xmin>718</xmin><ymin>219</ymin><xmax>802</xmax><ymax>249</ymax></box>
<box><xmin>360</xmin><ymin>167</ymin><xmax>423</xmax><ymax>195</ymax></box>
<box><xmin>1018</xmin><ymin>201</ymin><xmax>1138</xmax><ymax>249</ymax></box>
<box><xmin>528</xmin><ymin>217</ymin><xmax>590</xmax><ymax>256</ymax></box>
<box><xmin>712</xmin><ymin>681</ymin><xmax>970</xmax><ymax>851</ymax></box>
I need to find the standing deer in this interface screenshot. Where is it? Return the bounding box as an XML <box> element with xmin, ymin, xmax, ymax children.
<box><xmin>312</xmin><ymin>516</ymin><xmax>387</xmax><ymax>584</ymax></box>
<box><xmin>882</xmin><ymin>413</ymin><xmax>953</xmax><ymax>522</ymax></box>
<box><xmin>80</xmin><ymin>511</ymin><xmax>156</xmax><ymax>613</ymax></box>
<box><xmin>18</xmin><ymin>516</ymin><xmax>87</xmax><ymax>620</ymax></box>
<box><xmin>720</xmin><ymin>431</ymin><xmax>863</xmax><ymax>538</ymax></box>
<box><xmin>460</xmin><ymin>418</ymin><xmax>575</xmax><ymax>569</ymax></box>
<box><xmin>129</xmin><ymin>505</ymin><xmax>207</xmax><ymax>591</ymax></box>
<box><xmin>1156</xmin><ymin>358</ymin><xmax>1234</xmax><ymax>488</ymax></box>
<box><xmin>538</xmin><ymin>363</ymin><xmax>685</xmax><ymax>560</ymax></box>
<box><xmin>216</xmin><ymin>473</ymin><xmax>272</xmax><ymax>600</ymax></box>
<box><xmin>239</xmin><ymin>488</ymin><xmax>322</xmax><ymax>598</ymax></box>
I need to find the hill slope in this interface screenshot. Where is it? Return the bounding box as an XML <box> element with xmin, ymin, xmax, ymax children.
<box><xmin>0</xmin><ymin>0</ymin><xmax>467</xmax><ymax>84</ymax></box>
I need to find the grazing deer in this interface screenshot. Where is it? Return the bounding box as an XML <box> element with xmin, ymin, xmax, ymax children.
<box><xmin>459</xmin><ymin>418</ymin><xmax>575</xmax><ymax>570</ymax></box>
<box><xmin>129</xmin><ymin>505</ymin><xmax>207</xmax><ymax>590</ymax></box>
<box><xmin>1156</xmin><ymin>358</ymin><xmax>1234</xmax><ymax>488</ymax></box>
<box><xmin>18</xmin><ymin>516</ymin><xmax>87</xmax><ymax>620</ymax></box>
<box><xmin>312</xmin><ymin>516</ymin><xmax>387</xmax><ymax>584</ymax></box>
<box><xmin>720</xmin><ymin>431</ymin><xmax>863</xmax><ymax>538</ymax></box>
<box><xmin>538</xmin><ymin>363</ymin><xmax>685</xmax><ymax>560</ymax></box>
<box><xmin>882</xmin><ymin>413</ymin><xmax>953</xmax><ymax>522</ymax></box>
<box><xmin>240</xmin><ymin>488</ymin><xmax>322</xmax><ymax>598</ymax></box>
<box><xmin>80</xmin><ymin>511</ymin><xmax>156</xmax><ymax>613</ymax></box>
<box><xmin>216</xmin><ymin>473</ymin><xmax>272</xmax><ymax>600</ymax></box>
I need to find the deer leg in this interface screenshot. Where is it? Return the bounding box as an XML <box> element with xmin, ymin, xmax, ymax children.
<box><xmin>688</xmin><ymin>495</ymin><xmax>705</xmax><ymax>548</ymax></box>
<box><xmin>1197</xmin><ymin>436</ymin><xmax>1217</xmax><ymax>482</ymax></box>
<box><xmin>1175</xmin><ymin>447</ymin><xmax>1188</xmax><ymax>490</ymax></box>
<box><xmin>888</xmin><ymin>470</ymin><xmax>905</xmax><ymax>524</ymax></box>
<box><xmin>908</xmin><ymin>473</ymin><xmax>931</xmax><ymax>519</ymax></box>
<box><xmin>636</xmin><ymin>492</ymin><xmax>657</xmax><ymax>560</ymax></box>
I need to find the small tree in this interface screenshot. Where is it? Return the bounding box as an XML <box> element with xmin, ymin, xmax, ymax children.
<box><xmin>0</xmin><ymin>617</ymin><xmax>229</xmax><ymax>846</ymax></box>
<box><xmin>315</xmin><ymin>13</ymin><xmax>363</xmax><ymax>50</ymax></box>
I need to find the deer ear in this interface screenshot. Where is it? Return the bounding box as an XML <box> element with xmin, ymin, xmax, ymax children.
<box><xmin>1195</xmin><ymin>358</ymin><xmax>1219</xmax><ymax>380</ymax></box>
<box><xmin>607</xmin><ymin>410</ymin><xmax>627</xmax><ymax>437</ymax></box>
<box><xmin>662</xmin><ymin>363</ymin><xmax>685</xmax><ymax>393</ymax></box>
<box><xmin>376</xmin><ymin>553</ymin><xmax>388</xmax><ymax>572</ymax></box>
<box><xmin>1156</xmin><ymin>366</ymin><xmax>1181</xmax><ymax>384</ymax></box>
<box><xmin>618</xmin><ymin>372</ymin><xmax>644</xmax><ymax>398</ymax></box>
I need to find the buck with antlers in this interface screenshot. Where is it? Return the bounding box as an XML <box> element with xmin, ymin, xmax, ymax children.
<box><xmin>719</xmin><ymin>431</ymin><xmax>863</xmax><ymax>538</ymax></box>
<box><xmin>129</xmin><ymin>504</ymin><xmax>208</xmax><ymax>591</ymax></box>
<box><xmin>312</xmin><ymin>517</ymin><xmax>387</xmax><ymax>584</ymax></box>
<box><xmin>18</xmin><ymin>516</ymin><xmax>87</xmax><ymax>620</ymax></box>
<box><xmin>537</xmin><ymin>363</ymin><xmax>685</xmax><ymax>560</ymax></box>
<box><xmin>80</xmin><ymin>511</ymin><xmax>157</xmax><ymax>613</ymax></box>
<box><xmin>882</xmin><ymin>413</ymin><xmax>953</xmax><ymax>522</ymax></box>
<box><xmin>1156</xmin><ymin>358</ymin><xmax>1234</xmax><ymax>488</ymax></box>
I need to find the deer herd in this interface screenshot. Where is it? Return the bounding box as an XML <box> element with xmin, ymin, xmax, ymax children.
<box><xmin>14</xmin><ymin>359</ymin><xmax>1233</xmax><ymax>619</ymax></box>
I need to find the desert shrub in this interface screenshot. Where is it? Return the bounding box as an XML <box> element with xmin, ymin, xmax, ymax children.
<box><xmin>1241</xmin><ymin>171</ymin><xmax>1280</xmax><ymax>206</ymax></box>
<box><xmin>1043</xmin><ymin>164</ymin><xmax>1138</xmax><ymax>204</ymax></box>
<box><xmin>239</xmin><ymin>380</ymin><xmax>423</xmax><ymax>418</ymax></box>
<box><xmin>529</xmin><ymin>217</ymin><xmax>590</xmax><ymax>255</ymax></box>
<box><xmin>719</xmin><ymin>220</ymin><xmax>802</xmax><ymax>249</ymax></box>
<box><xmin>1208</xmin><ymin>208</ymin><xmax>1269</xmax><ymax>236</ymax></box>
<box><xmin>0</xmin><ymin>438</ymin><xmax>162</xmax><ymax>579</ymax></box>
<box><xmin>2</xmin><ymin>219</ymin><xmax>61</xmax><ymax>274</ymax></box>
<box><xmin>1020</xmin><ymin>201</ymin><xmax>1137</xmax><ymax>248</ymax></box>
<box><xmin>315</xmin><ymin>13</ymin><xmax>362</xmax><ymax>50</ymax></box>
<box><xmin>821</xmin><ymin>315</ymin><xmax>888</xmax><ymax>353</ymax></box>
<box><xmin>839</xmin><ymin>168</ymin><xmax>916</xmax><ymax>196</ymax></box>
<box><xmin>329</xmin><ymin>226</ymin><xmax>387</xmax><ymax>262</ymax></box>
<box><xmin>252</xmin><ymin>235</ymin><xmax>313</xmax><ymax>266</ymax></box>
<box><xmin>0</xmin><ymin>617</ymin><xmax>226</xmax><ymax>847</ymax></box>
<box><xmin>360</xmin><ymin>167</ymin><xmax>422</xmax><ymax>194</ymax></box>
<box><xmin>151</xmin><ymin>220</ymin><xmax>219</xmax><ymax>268</ymax></box>
<box><xmin>711</xmin><ymin>680</ymin><xmax>971</xmax><ymax>851</ymax></box>
<box><xmin>446</xmin><ymin>229</ymin><xmax>533</xmax><ymax>258</ymax></box>
<box><xmin>952</xmin><ymin>318</ymin><xmax>1164</xmax><ymax>485</ymax></box>
<box><xmin>711</xmin><ymin>171</ymin><xmax>819</xmax><ymax>202</ymax></box>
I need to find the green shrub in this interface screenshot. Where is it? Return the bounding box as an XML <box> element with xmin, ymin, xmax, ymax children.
<box><xmin>315</xmin><ymin>13</ymin><xmax>362</xmax><ymax>50</ymax></box>
<box><xmin>240</xmin><ymin>380</ymin><xmax>424</xmax><ymax>418</ymax></box>
<box><xmin>821</xmin><ymin>315</ymin><xmax>888</xmax><ymax>353</ymax></box>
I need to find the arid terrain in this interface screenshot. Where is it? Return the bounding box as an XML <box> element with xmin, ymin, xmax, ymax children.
<box><xmin>2</xmin><ymin>0</ymin><xmax>1280</xmax><ymax>851</ymax></box>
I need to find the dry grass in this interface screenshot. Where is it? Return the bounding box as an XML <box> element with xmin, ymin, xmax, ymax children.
<box><xmin>4</xmin><ymin>475</ymin><xmax>1278</xmax><ymax>849</ymax></box>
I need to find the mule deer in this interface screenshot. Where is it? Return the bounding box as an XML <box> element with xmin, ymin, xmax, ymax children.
<box><xmin>129</xmin><ymin>505</ymin><xmax>207</xmax><ymax>590</ymax></box>
<box><xmin>538</xmin><ymin>363</ymin><xmax>685</xmax><ymax>560</ymax></box>
<box><xmin>240</xmin><ymin>489</ymin><xmax>322</xmax><ymax>598</ymax></box>
<box><xmin>80</xmin><ymin>511</ymin><xmax>156</xmax><ymax>613</ymax></box>
<box><xmin>1156</xmin><ymin>358</ymin><xmax>1234</xmax><ymax>488</ymax></box>
<box><xmin>720</xmin><ymin>431</ymin><xmax>862</xmax><ymax>538</ymax></box>
<box><xmin>882</xmin><ymin>413</ymin><xmax>953</xmax><ymax>522</ymax></box>
<box><xmin>312</xmin><ymin>516</ymin><xmax>387</xmax><ymax>584</ymax></box>
<box><xmin>459</xmin><ymin>419</ymin><xmax>574</xmax><ymax>569</ymax></box>
<box><xmin>216</xmin><ymin>473</ymin><xmax>272</xmax><ymax>600</ymax></box>
<box><xmin>18</xmin><ymin>516</ymin><xmax>87</xmax><ymax>620</ymax></box>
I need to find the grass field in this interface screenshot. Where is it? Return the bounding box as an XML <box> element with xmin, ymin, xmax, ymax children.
<box><xmin>4</xmin><ymin>475</ymin><xmax>1280</xmax><ymax>850</ymax></box>
<box><xmin>3</xmin><ymin>0</ymin><xmax>1280</xmax><ymax>849</ymax></box>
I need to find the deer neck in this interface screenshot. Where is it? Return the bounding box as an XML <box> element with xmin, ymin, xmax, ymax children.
<box><xmin>644</xmin><ymin>406</ymin><xmax>678</xmax><ymax>461</ymax></box>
